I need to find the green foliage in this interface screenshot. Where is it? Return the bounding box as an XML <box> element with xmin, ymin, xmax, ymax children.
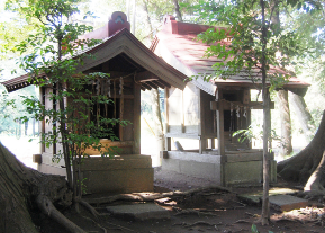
<box><xmin>183</xmin><ymin>0</ymin><xmax>316</xmax><ymax>90</ymax></box>
<box><xmin>5</xmin><ymin>0</ymin><xmax>129</xmax><ymax>198</ymax></box>
<box><xmin>0</xmin><ymin>85</ymin><xmax>37</xmax><ymax>134</ymax></box>
<box><xmin>233</xmin><ymin>124</ymin><xmax>279</xmax><ymax>144</ymax></box>
<box><xmin>251</xmin><ymin>224</ymin><xmax>274</xmax><ymax>233</ymax></box>
<box><xmin>251</xmin><ymin>224</ymin><xmax>259</xmax><ymax>233</ymax></box>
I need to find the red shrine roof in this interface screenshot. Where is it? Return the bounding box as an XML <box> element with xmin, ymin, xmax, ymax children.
<box><xmin>154</xmin><ymin>16</ymin><xmax>310</xmax><ymax>96</ymax></box>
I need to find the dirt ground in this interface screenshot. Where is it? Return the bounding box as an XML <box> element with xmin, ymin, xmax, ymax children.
<box><xmin>36</xmin><ymin>168</ymin><xmax>325</xmax><ymax>233</ymax></box>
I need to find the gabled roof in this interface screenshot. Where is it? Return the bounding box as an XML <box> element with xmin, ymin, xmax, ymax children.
<box><xmin>155</xmin><ymin>16</ymin><xmax>310</xmax><ymax>96</ymax></box>
<box><xmin>73</xmin><ymin>28</ymin><xmax>188</xmax><ymax>90</ymax></box>
<box><xmin>1</xmin><ymin>12</ymin><xmax>188</xmax><ymax>92</ymax></box>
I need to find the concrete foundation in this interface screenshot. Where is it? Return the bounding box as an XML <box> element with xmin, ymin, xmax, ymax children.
<box><xmin>75</xmin><ymin>154</ymin><xmax>154</xmax><ymax>194</ymax></box>
<box><xmin>162</xmin><ymin>150</ymin><xmax>277</xmax><ymax>187</ymax></box>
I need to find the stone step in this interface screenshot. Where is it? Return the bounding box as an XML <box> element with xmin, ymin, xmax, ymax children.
<box><xmin>269</xmin><ymin>195</ymin><xmax>308</xmax><ymax>212</ymax></box>
<box><xmin>107</xmin><ymin>203</ymin><xmax>171</xmax><ymax>221</ymax></box>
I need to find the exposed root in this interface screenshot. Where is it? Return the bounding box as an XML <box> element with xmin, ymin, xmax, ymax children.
<box><xmin>271</xmin><ymin>219</ymin><xmax>305</xmax><ymax>224</ymax></box>
<box><xmin>174</xmin><ymin>210</ymin><xmax>219</xmax><ymax>216</ymax></box>
<box><xmin>234</xmin><ymin>220</ymin><xmax>252</xmax><ymax>224</ymax></box>
<box><xmin>233</xmin><ymin>229</ymin><xmax>249</xmax><ymax>232</ymax></box>
<box><xmin>80</xmin><ymin>215</ymin><xmax>107</xmax><ymax>233</ymax></box>
<box><xmin>244</xmin><ymin>212</ymin><xmax>259</xmax><ymax>217</ymax></box>
<box><xmin>106</xmin><ymin>222</ymin><xmax>139</xmax><ymax>232</ymax></box>
<box><xmin>254</xmin><ymin>217</ymin><xmax>270</xmax><ymax>225</ymax></box>
<box><xmin>80</xmin><ymin>201</ymin><xmax>100</xmax><ymax>217</ymax></box>
<box><xmin>36</xmin><ymin>195</ymin><xmax>86</xmax><ymax>233</ymax></box>
<box><xmin>172</xmin><ymin>221</ymin><xmax>218</xmax><ymax>227</ymax></box>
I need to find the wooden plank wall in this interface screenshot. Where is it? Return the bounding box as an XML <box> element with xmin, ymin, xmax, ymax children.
<box><xmin>168</xmin><ymin>87</ymin><xmax>183</xmax><ymax>134</ymax></box>
<box><xmin>183</xmin><ymin>82</ymin><xmax>199</xmax><ymax>134</ymax></box>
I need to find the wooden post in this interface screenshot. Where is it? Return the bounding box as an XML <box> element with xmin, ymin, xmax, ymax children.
<box><xmin>133</xmin><ymin>82</ymin><xmax>141</xmax><ymax>154</ymax></box>
<box><xmin>217</xmin><ymin>89</ymin><xmax>226</xmax><ymax>186</ymax></box>
<box><xmin>199</xmin><ymin>90</ymin><xmax>207</xmax><ymax>153</ymax></box>
<box><xmin>53</xmin><ymin>84</ymin><xmax>56</xmax><ymax>155</ymax></box>
<box><xmin>164</xmin><ymin>87</ymin><xmax>171</xmax><ymax>151</ymax></box>
<box><xmin>165</xmin><ymin>137</ymin><xmax>171</xmax><ymax>151</ymax></box>
<box><xmin>217</xmin><ymin>89</ymin><xmax>225</xmax><ymax>155</ymax></box>
<box><xmin>244</xmin><ymin>89</ymin><xmax>252</xmax><ymax>149</ymax></box>
<box><xmin>119</xmin><ymin>78</ymin><xmax>124</xmax><ymax>141</ymax></box>
<box><xmin>210</xmin><ymin>139</ymin><xmax>215</xmax><ymax>149</ymax></box>
<box><xmin>247</xmin><ymin>106</ymin><xmax>252</xmax><ymax>149</ymax></box>
<box><xmin>41</xmin><ymin>87</ymin><xmax>46</xmax><ymax>153</ymax></box>
<box><xmin>181</xmin><ymin>89</ymin><xmax>185</xmax><ymax>133</ymax></box>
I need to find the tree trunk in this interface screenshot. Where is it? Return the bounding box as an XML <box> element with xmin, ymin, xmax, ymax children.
<box><xmin>260</xmin><ymin>0</ymin><xmax>270</xmax><ymax>225</ymax></box>
<box><xmin>151</xmin><ymin>89</ymin><xmax>164</xmax><ymax>166</ymax></box>
<box><xmin>290</xmin><ymin>93</ymin><xmax>314</xmax><ymax>140</ymax></box>
<box><xmin>278</xmin><ymin>110</ymin><xmax>325</xmax><ymax>185</ymax></box>
<box><xmin>304</xmin><ymin>151</ymin><xmax>325</xmax><ymax>194</ymax></box>
<box><xmin>0</xmin><ymin>142</ymin><xmax>85</xmax><ymax>233</ymax></box>
<box><xmin>142</xmin><ymin>0</ymin><xmax>153</xmax><ymax>35</ymax></box>
<box><xmin>173</xmin><ymin>0</ymin><xmax>182</xmax><ymax>22</ymax></box>
<box><xmin>278</xmin><ymin>90</ymin><xmax>292</xmax><ymax>155</ymax></box>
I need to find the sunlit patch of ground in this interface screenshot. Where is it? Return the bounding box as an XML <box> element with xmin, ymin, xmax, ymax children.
<box><xmin>271</xmin><ymin>206</ymin><xmax>325</xmax><ymax>222</ymax></box>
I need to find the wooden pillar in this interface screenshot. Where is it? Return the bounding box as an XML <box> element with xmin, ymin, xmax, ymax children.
<box><xmin>217</xmin><ymin>89</ymin><xmax>225</xmax><ymax>155</ymax></box>
<box><xmin>53</xmin><ymin>84</ymin><xmax>56</xmax><ymax>155</ymax></box>
<box><xmin>244</xmin><ymin>89</ymin><xmax>252</xmax><ymax>149</ymax></box>
<box><xmin>247</xmin><ymin>106</ymin><xmax>252</xmax><ymax>149</ymax></box>
<box><xmin>40</xmin><ymin>87</ymin><xmax>46</xmax><ymax>153</ymax></box>
<box><xmin>133</xmin><ymin>82</ymin><xmax>141</xmax><ymax>154</ymax></box>
<box><xmin>119</xmin><ymin>78</ymin><xmax>124</xmax><ymax>141</ymax></box>
<box><xmin>210</xmin><ymin>139</ymin><xmax>215</xmax><ymax>149</ymax></box>
<box><xmin>181</xmin><ymin>89</ymin><xmax>185</xmax><ymax>133</ymax></box>
<box><xmin>164</xmin><ymin>87</ymin><xmax>171</xmax><ymax>151</ymax></box>
<box><xmin>199</xmin><ymin>90</ymin><xmax>207</xmax><ymax>153</ymax></box>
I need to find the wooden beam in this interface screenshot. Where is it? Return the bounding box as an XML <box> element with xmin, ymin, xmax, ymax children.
<box><xmin>82</xmin><ymin>71</ymin><xmax>129</xmax><ymax>78</ymax></box>
<box><xmin>151</xmin><ymin>80</ymin><xmax>165</xmax><ymax>89</ymax></box>
<box><xmin>145</xmin><ymin>81</ymin><xmax>158</xmax><ymax>89</ymax></box>
<box><xmin>210</xmin><ymin>100</ymin><xmax>274</xmax><ymax>110</ymax></box>
<box><xmin>156</xmin><ymin>79</ymin><xmax>171</xmax><ymax>89</ymax></box>
<box><xmin>135</xmin><ymin>71</ymin><xmax>159</xmax><ymax>82</ymax></box>
<box><xmin>141</xmin><ymin>82</ymin><xmax>151</xmax><ymax>90</ymax></box>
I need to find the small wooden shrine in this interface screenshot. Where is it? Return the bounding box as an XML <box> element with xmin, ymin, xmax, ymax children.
<box><xmin>153</xmin><ymin>16</ymin><xmax>310</xmax><ymax>186</ymax></box>
<box><xmin>1</xmin><ymin>12</ymin><xmax>187</xmax><ymax>194</ymax></box>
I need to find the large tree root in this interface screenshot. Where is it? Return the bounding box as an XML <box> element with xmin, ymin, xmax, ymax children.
<box><xmin>278</xmin><ymin>110</ymin><xmax>325</xmax><ymax>184</ymax></box>
<box><xmin>0</xmin><ymin>142</ymin><xmax>87</xmax><ymax>233</ymax></box>
<box><xmin>304</xmin><ymin>151</ymin><xmax>325</xmax><ymax>194</ymax></box>
<box><xmin>36</xmin><ymin>195</ymin><xmax>86</xmax><ymax>233</ymax></box>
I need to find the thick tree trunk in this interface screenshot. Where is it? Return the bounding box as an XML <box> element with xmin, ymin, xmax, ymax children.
<box><xmin>278</xmin><ymin>110</ymin><xmax>325</xmax><ymax>184</ymax></box>
<box><xmin>290</xmin><ymin>93</ymin><xmax>314</xmax><ymax>140</ymax></box>
<box><xmin>173</xmin><ymin>0</ymin><xmax>183</xmax><ymax>22</ymax></box>
<box><xmin>142</xmin><ymin>0</ymin><xmax>153</xmax><ymax>35</ymax></box>
<box><xmin>0</xmin><ymin>143</ymin><xmax>38</xmax><ymax>232</ymax></box>
<box><xmin>278</xmin><ymin>90</ymin><xmax>292</xmax><ymax>155</ymax></box>
<box><xmin>0</xmin><ymin>142</ymin><xmax>85</xmax><ymax>233</ymax></box>
<box><xmin>260</xmin><ymin>0</ymin><xmax>270</xmax><ymax>225</ymax></box>
<box><xmin>304</xmin><ymin>151</ymin><xmax>325</xmax><ymax>194</ymax></box>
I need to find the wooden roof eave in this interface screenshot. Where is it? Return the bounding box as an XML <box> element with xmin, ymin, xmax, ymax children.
<box><xmin>215</xmin><ymin>82</ymin><xmax>310</xmax><ymax>97</ymax></box>
<box><xmin>74</xmin><ymin>29</ymin><xmax>188</xmax><ymax>90</ymax></box>
<box><xmin>0</xmin><ymin>72</ymin><xmax>49</xmax><ymax>92</ymax></box>
<box><xmin>2</xmin><ymin>29</ymin><xmax>188</xmax><ymax>92</ymax></box>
